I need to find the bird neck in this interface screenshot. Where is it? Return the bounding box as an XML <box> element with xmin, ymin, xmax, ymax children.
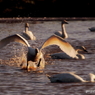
<box><xmin>46</xmin><ymin>74</ymin><xmax>51</xmax><ymax>79</ymax></box>
<box><xmin>61</xmin><ymin>24</ymin><xmax>68</xmax><ymax>38</ymax></box>
<box><xmin>25</xmin><ymin>27</ymin><xmax>29</xmax><ymax>32</ymax></box>
<box><xmin>75</xmin><ymin>49</ymin><xmax>82</xmax><ymax>54</ymax></box>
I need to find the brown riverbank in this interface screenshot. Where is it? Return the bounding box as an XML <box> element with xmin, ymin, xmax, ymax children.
<box><xmin>0</xmin><ymin>17</ymin><xmax>95</xmax><ymax>23</ymax></box>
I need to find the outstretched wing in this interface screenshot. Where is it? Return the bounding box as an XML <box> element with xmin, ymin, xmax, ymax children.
<box><xmin>0</xmin><ymin>34</ymin><xmax>30</xmax><ymax>49</ymax></box>
<box><xmin>41</xmin><ymin>35</ymin><xmax>76</xmax><ymax>58</ymax></box>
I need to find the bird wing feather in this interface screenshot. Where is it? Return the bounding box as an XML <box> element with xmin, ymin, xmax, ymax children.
<box><xmin>0</xmin><ymin>34</ymin><xmax>30</xmax><ymax>49</ymax></box>
<box><xmin>41</xmin><ymin>35</ymin><xmax>76</xmax><ymax>58</ymax></box>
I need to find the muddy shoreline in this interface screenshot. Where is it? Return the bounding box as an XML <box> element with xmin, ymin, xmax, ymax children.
<box><xmin>0</xmin><ymin>17</ymin><xmax>95</xmax><ymax>23</ymax></box>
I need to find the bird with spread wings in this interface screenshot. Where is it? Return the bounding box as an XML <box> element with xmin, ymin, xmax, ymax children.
<box><xmin>0</xmin><ymin>34</ymin><xmax>87</xmax><ymax>71</ymax></box>
<box><xmin>0</xmin><ymin>34</ymin><xmax>45</xmax><ymax>71</ymax></box>
<box><xmin>40</xmin><ymin>34</ymin><xmax>87</xmax><ymax>59</ymax></box>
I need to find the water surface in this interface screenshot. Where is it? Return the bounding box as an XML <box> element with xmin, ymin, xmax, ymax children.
<box><xmin>0</xmin><ymin>21</ymin><xmax>95</xmax><ymax>95</ymax></box>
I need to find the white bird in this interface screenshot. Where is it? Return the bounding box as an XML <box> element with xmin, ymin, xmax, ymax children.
<box><xmin>46</xmin><ymin>72</ymin><xmax>95</xmax><ymax>83</ymax></box>
<box><xmin>51</xmin><ymin>46</ymin><xmax>87</xmax><ymax>59</ymax></box>
<box><xmin>21</xmin><ymin>23</ymin><xmax>36</xmax><ymax>40</ymax></box>
<box><xmin>0</xmin><ymin>34</ymin><xmax>45</xmax><ymax>71</ymax></box>
<box><xmin>54</xmin><ymin>20</ymin><xmax>68</xmax><ymax>39</ymax></box>
<box><xmin>41</xmin><ymin>35</ymin><xmax>87</xmax><ymax>59</ymax></box>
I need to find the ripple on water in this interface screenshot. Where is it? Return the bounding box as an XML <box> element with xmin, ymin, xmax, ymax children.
<box><xmin>0</xmin><ymin>21</ymin><xmax>95</xmax><ymax>94</ymax></box>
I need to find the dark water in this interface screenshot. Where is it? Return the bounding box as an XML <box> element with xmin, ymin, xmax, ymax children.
<box><xmin>0</xmin><ymin>21</ymin><xmax>95</xmax><ymax>95</ymax></box>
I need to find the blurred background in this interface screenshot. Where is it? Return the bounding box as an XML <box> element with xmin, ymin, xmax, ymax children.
<box><xmin>0</xmin><ymin>0</ymin><xmax>94</xmax><ymax>17</ymax></box>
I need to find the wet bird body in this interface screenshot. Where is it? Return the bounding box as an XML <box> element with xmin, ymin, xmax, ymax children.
<box><xmin>47</xmin><ymin>72</ymin><xmax>95</xmax><ymax>83</ymax></box>
<box><xmin>0</xmin><ymin>34</ymin><xmax>45</xmax><ymax>71</ymax></box>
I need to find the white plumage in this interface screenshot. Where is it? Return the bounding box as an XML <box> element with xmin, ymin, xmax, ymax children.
<box><xmin>54</xmin><ymin>20</ymin><xmax>68</xmax><ymax>39</ymax></box>
<box><xmin>41</xmin><ymin>35</ymin><xmax>87</xmax><ymax>59</ymax></box>
<box><xmin>0</xmin><ymin>34</ymin><xmax>45</xmax><ymax>71</ymax></box>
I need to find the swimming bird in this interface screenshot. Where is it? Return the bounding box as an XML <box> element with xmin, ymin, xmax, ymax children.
<box><xmin>54</xmin><ymin>20</ymin><xmax>68</xmax><ymax>39</ymax></box>
<box><xmin>89</xmin><ymin>27</ymin><xmax>95</xmax><ymax>32</ymax></box>
<box><xmin>41</xmin><ymin>35</ymin><xmax>87</xmax><ymax>59</ymax></box>
<box><xmin>0</xmin><ymin>34</ymin><xmax>45</xmax><ymax>71</ymax></box>
<box><xmin>21</xmin><ymin>23</ymin><xmax>36</xmax><ymax>40</ymax></box>
<box><xmin>50</xmin><ymin>46</ymin><xmax>87</xmax><ymax>59</ymax></box>
<box><xmin>46</xmin><ymin>72</ymin><xmax>95</xmax><ymax>83</ymax></box>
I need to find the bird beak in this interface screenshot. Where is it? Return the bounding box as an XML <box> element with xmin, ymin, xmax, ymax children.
<box><xmin>46</xmin><ymin>74</ymin><xmax>51</xmax><ymax>79</ymax></box>
<box><xmin>84</xmin><ymin>49</ymin><xmax>88</xmax><ymax>52</ymax></box>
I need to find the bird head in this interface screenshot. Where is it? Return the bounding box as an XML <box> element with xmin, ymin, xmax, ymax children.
<box><xmin>62</xmin><ymin>20</ymin><xmax>68</xmax><ymax>24</ymax></box>
<box><xmin>25</xmin><ymin>23</ymin><xmax>29</xmax><ymax>28</ymax></box>
<box><xmin>76</xmin><ymin>46</ymin><xmax>88</xmax><ymax>53</ymax></box>
<box><xmin>27</xmin><ymin>61</ymin><xmax>37</xmax><ymax>71</ymax></box>
<box><xmin>34</xmin><ymin>48</ymin><xmax>43</xmax><ymax>61</ymax></box>
<box><xmin>34</xmin><ymin>48</ymin><xmax>45</xmax><ymax>69</ymax></box>
<box><xmin>46</xmin><ymin>74</ymin><xmax>51</xmax><ymax>79</ymax></box>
